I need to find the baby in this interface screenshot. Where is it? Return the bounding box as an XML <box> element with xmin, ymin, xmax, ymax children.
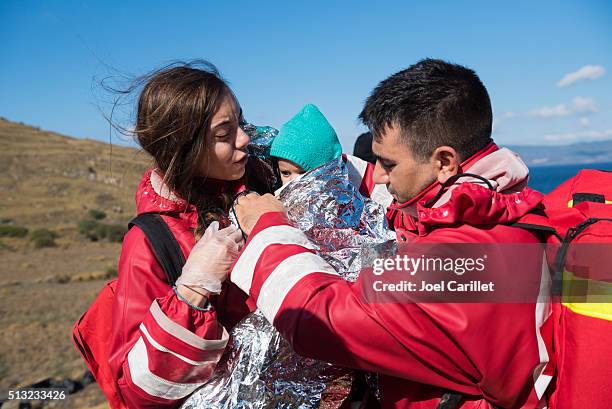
<box><xmin>270</xmin><ymin>103</ymin><xmax>342</xmax><ymax>186</ymax></box>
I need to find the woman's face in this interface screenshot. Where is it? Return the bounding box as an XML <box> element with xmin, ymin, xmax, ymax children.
<box><xmin>201</xmin><ymin>93</ymin><xmax>250</xmax><ymax>181</ymax></box>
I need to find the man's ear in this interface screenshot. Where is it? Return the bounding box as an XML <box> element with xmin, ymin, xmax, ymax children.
<box><xmin>431</xmin><ymin>146</ymin><xmax>460</xmax><ymax>184</ymax></box>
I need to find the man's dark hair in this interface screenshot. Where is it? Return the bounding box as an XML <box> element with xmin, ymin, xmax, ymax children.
<box><xmin>353</xmin><ymin>132</ymin><xmax>376</xmax><ymax>164</ymax></box>
<box><xmin>359</xmin><ymin>58</ymin><xmax>492</xmax><ymax>161</ymax></box>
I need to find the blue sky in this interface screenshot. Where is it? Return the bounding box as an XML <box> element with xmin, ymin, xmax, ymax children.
<box><xmin>1</xmin><ymin>1</ymin><xmax>611</xmax><ymax>150</ymax></box>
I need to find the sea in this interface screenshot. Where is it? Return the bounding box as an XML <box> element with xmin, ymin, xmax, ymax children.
<box><xmin>529</xmin><ymin>162</ymin><xmax>612</xmax><ymax>194</ymax></box>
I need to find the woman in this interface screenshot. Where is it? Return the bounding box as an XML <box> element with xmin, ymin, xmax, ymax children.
<box><xmin>108</xmin><ymin>61</ymin><xmax>259</xmax><ymax>408</ymax></box>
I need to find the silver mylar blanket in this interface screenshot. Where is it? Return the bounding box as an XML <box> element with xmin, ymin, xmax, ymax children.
<box><xmin>182</xmin><ymin>142</ymin><xmax>394</xmax><ymax>409</ymax></box>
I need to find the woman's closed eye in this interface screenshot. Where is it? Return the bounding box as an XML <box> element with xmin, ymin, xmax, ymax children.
<box><xmin>214</xmin><ymin>125</ymin><xmax>229</xmax><ymax>137</ymax></box>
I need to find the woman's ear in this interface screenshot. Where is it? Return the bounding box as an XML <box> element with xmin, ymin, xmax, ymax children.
<box><xmin>431</xmin><ymin>146</ymin><xmax>460</xmax><ymax>184</ymax></box>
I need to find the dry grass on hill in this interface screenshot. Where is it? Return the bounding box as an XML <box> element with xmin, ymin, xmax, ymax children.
<box><xmin>0</xmin><ymin>118</ymin><xmax>150</xmax><ymax>408</ymax></box>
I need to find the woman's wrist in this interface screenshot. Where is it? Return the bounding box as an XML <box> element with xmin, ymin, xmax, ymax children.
<box><xmin>175</xmin><ymin>284</ymin><xmax>211</xmax><ymax>308</ymax></box>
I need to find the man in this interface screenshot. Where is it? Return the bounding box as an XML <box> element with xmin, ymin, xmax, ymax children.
<box><xmin>199</xmin><ymin>59</ymin><xmax>554</xmax><ymax>407</ymax></box>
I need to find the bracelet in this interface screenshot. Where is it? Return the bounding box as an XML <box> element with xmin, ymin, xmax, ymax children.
<box><xmin>182</xmin><ymin>284</ymin><xmax>208</xmax><ymax>298</ymax></box>
<box><xmin>172</xmin><ymin>286</ymin><xmax>212</xmax><ymax>312</ymax></box>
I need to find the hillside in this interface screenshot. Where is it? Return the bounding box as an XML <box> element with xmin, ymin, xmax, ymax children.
<box><xmin>0</xmin><ymin>118</ymin><xmax>151</xmax><ymax>229</ymax></box>
<box><xmin>0</xmin><ymin>119</ymin><xmax>150</xmax><ymax>408</ymax></box>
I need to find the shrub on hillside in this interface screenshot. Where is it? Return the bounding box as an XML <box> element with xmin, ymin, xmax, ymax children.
<box><xmin>97</xmin><ymin>223</ymin><xmax>127</xmax><ymax>243</ymax></box>
<box><xmin>78</xmin><ymin>219</ymin><xmax>127</xmax><ymax>243</ymax></box>
<box><xmin>30</xmin><ymin>228</ymin><xmax>59</xmax><ymax>248</ymax></box>
<box><xmin>87</xmin><ymin>209</ymin><xmax>107</xmax><ymax>220</ymax></box>
<box><xmin>0</xmin><ymin>225</ymin><xmax>29</xmax><ymax>238</ymax></box>
<box><xmin>78</xmin><ymin>220</ymin><xmax>100</xmax><ymax>241</ymax></box>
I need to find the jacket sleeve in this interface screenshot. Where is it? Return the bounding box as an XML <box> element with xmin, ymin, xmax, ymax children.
<box><xmin>108</xmin><ymin>227</ymin><xmax>229</xmax><ymax>408</ymax></box>
<box><xmin>228</xmin><ymin>212</ymin><xmax>547</xmax><ymax>403</ymax></box>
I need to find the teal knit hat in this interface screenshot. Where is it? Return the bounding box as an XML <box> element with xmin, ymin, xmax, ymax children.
<box><xmin>270</xmin><ymin>104</ymin><xmax>342</xmax><ymax>172</ymax></box>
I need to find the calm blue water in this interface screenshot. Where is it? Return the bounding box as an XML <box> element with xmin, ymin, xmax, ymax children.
<box><xmin>529</xmin><ymin>162</ymin><xmax>612</xmax><ymax>193</ymax></box>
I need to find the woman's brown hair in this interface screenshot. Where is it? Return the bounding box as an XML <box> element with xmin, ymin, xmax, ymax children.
<box><xmin>132</xmin><ymin>61</ymin><xmax>235</xmax><ymax>235</ymax></box>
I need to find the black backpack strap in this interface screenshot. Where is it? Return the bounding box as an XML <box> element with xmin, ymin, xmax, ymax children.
<box><xmin>128</xmin><ymin>213</ymin><xmax>185</xmax><ymax>286</ymax></box>
<box><xmin>436</xmin><ymin>392</ymin><xmax>502</xmax><ymax>409</ymax></box>
<box><xmin>511</xmin><ymin>206</ymin><xmax>563</xmax><ymax>242</ymax></box>
<box><xmin>512</xmin><ymin>222</ymin><xmax>562</xmax><ymax>242</ymax></box>
<box><xmin>436</xmin><ymin>392</ymin><xmax>463</xmax><ymax>409</ymax></box>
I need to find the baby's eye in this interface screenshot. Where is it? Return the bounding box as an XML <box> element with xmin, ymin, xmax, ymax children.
<box><xmin>281</xmin><ymin>171</ymin><xmax>291</xmax><ymax>176</ymax></box>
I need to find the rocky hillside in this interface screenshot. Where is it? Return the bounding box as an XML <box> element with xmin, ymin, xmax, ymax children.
<box><xmin>0</xmin><ymin>118</ymin><xmax>151</xmax><ymax>230</ymax></box>
<box><xmin>0</xmin><ymin>119</ymin><xmax>150</xmax><ymax>408</ymax></box>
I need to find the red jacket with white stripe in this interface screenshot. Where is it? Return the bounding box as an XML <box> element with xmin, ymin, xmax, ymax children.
<box><xmin>230</xmin><ymin>144</ymin><xmax>555</xmax><ymax>408</ymax></box>
<box><xmin>108</xmin><ymin>169</ymin><xmax>253</xmax><ymax>408</ymax></box>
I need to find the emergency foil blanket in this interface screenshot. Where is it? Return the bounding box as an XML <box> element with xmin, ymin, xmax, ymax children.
<box><xmin>183</xmin><ymin>139</ymin><xmax>394</xmax><ymax>409</ymax></box>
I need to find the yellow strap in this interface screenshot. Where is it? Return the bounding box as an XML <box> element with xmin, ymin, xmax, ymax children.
<box><xmin>567</xmin><ymin>199</ymin><xmax>612</xmax><ymax>208</ymax></box>
<box><xmin>562</xmin><ymin>269</ymin><xmax>612</xmax><ymax>321</ymax></box>
<box><xmin>562</xmin><ymin>196</ymin><xmax>611</xmax><ymax>319</ymax></box>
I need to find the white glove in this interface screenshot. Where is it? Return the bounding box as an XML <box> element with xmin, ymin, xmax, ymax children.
<box><xmin>177</xmin><ymin>221</ymin><xmax>245</xmax><ymax>294</ymax></box>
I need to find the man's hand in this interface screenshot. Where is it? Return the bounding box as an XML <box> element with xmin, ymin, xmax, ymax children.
<box><xmin>234</xmin><ymin>193</ymin><xmax>287</xmax><ymax>236</ymax></box>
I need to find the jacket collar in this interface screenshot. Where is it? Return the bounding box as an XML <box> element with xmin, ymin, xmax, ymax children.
<box><xmin>387</xmin><ymin>142</ymin><xmax>544</xmax><ymax>235</ymax></box>
<box><xmin>389</xmin><ymin>142</ymin><xmax>499</xmax><ymax>214</ymax></box>
<box><xmin>135</xmin><ymin>169</ymin><xmax>246</xmax><ymax>229</ymax></box>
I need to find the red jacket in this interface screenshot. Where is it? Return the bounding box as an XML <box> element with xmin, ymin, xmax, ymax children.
<box><xmin>229</xmin><ymin>144</ymin><xmax>555</xmax><ymax>408</ymax></box>
<box><xmin>108</xmin><ymin>169</ymin><xmax>253</xmax><ymax>408</ymax></box>
<box><xmin>107</xmin><ymin>157</ymin><xmax>382</xmax><ymax>408</ymax></box>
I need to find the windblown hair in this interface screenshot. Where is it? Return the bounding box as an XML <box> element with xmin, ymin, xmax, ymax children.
<box><xmin>131</xmin><ymin>60</ymin><xmax>235</xmax><ymax>233</ymax></box>
<box><xmin>359</xmin><ymin>58</ymin><xmax>492</xmax><ymax>161</ymax></box>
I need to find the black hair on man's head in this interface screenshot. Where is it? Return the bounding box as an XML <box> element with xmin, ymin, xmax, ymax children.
<box><xmin>359</xmin><ymin>58</ymin><xmax>492</xmax><ymax>161</ymax></box>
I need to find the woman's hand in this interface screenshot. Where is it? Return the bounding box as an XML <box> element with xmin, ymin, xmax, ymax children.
<box><xmin>177</xmin><ymin>221</ymin><xmax>245</xmax><ymax>296</ymax></box>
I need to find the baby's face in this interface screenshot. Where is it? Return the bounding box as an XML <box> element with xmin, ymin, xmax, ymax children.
<box><xmin>277</xmin><ymin>159</ymin><xmax>305</xmax><ymax>186</ymax></box>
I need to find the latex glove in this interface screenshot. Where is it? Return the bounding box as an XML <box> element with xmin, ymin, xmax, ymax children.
<box><xmin>177</xmin><ymin>221</ymin><xmax>245</xmax><ymax>294</ymax></box>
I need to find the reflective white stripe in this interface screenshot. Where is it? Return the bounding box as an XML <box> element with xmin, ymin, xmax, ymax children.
<box><xmin>139</xmin><ymin>323</ymin><xmax>218</xmax><ymax>366</ymax></box>
<box><xmin>534</xmin><ymin>374</ymin><xmax>553</xmax><ymax>402</ymax></box>
<box><xmin>257</xmin><ymin>252</ymin><xmax>338</xmax><ymax>322</ymax></box>
<box><xmin>127</xmin><ymin>337</ymin><xmax>203</xmax><ymax>400</ymax></box>
<box><xmin>533</xmin><ymin>255</ymin><xmax>553</xmax><ymax>399</ymax></box>
<box><xmin>345</xmin><ymin>154</ymin><xmax>369</xmax><ymax>189</ymax></box>
<box><xmin>149</xmin><ymin>301</ymin><xmax>229</xmax><ymax>351</ymax></box>
<box><xmin>232</xmin><ymin>225</ymin><xmax>318</xmax><ymax>294</ymax></box>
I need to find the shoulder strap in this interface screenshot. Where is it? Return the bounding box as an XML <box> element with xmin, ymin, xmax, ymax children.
<box><xmin>128</xmin><ymin>213</ymin><xmax>185</xmax><ymax>286</ymax></box>
<box><xmin>512</xmin><ymin>222</ymin><xmax>562</xmax><ymax>242</ymax></box>
<box><xmin>511</xmin><ymin>207</ymin><xmax>563</xmax><ymax>242</ymax></box>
